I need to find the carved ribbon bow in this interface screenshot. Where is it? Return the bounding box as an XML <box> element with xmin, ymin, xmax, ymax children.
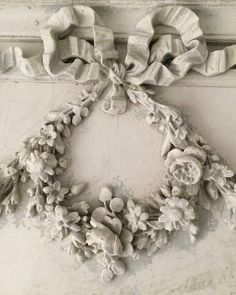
<box><xmin>2</xmin><ymin>5</ymin><xmax>236</xmax><ymax>115</ymax></box>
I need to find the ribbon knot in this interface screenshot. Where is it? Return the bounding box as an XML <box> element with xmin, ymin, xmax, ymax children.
<box><xmin>108</xmin><ymin>63</ymin><xmax>126</xmax><ymax>85</ymax></box>
<box><xmin>102</xmin><ymin>63</ymin><xmax>127</xmax><ymax>115</ymax></box>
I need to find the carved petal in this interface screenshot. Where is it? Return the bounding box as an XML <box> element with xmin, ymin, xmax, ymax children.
<box><xmin>99</xmin><ymin>187</ymin><xmax>112</xmax><ymax>203</ymax></box>
<box><xmin>91</xmin><ymin>207</ymin><xmax>107</xmax><ymax>223</ymax></box>
<box><xmin>109</xmin><ymin>197</ymin><xmax>124</xmax><ymax>213</ymax></box>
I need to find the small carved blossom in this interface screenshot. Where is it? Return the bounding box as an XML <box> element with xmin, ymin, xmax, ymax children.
<box><xmin>158</xmin><ymin>197</ymin><xmax>195</xmax><ymax>231</ymax></box>
<box><xmin>97</xmin><ymin>253</ymin><xmax>126</xmax><ymax>283</ymax></box>
<box><xmin>66</xmin><ymin>231</ymin><xmax>94</xmax><ymax>263</ymax></box>
<box><xmin>43</xmin><ymin>181</ymin><xmax>69</xmax><ymax>205</ymax></box>
<box><xmin>38</xmin><ymin>124</ymin><xmax>57</xmax><ymax>147</ymax></box>
<box><xmin>204</xmin><ymin>162</ymin><xmax>234</xmax><ymax>186</ymax></box>
<box><xmin>125</xmin><ymin>200</ymin><xmax>149</xmax><ymax>233</ymax></box>
<box><xmin>47</xmin><ymin>205</ymin><xmax>81</xmax><ymax>240</ymax></box>
<box><xmin>134</xmin><ymin>225</ymin><xmax>168</xmax><ymax>256</ymax></box>
<box><xmin>26</xmin><ymin>151</ymin><xmax>57</xmax><ymax>182</ymax></box>
<box><xmin>175</xmin><ymin>125</ymin><xmax>188</xmax><ymax>140</ymax></box>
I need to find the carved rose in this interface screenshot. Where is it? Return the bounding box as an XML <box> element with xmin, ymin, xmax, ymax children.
<box><xmin>165</xmin><ymin>146</ymin><xmax>206</xmax><ymax>194</ymax></box>
<box><xmin>170</xmin><ymin>155</ymin><xmax>203</xmax><ymax>185</ymax></box>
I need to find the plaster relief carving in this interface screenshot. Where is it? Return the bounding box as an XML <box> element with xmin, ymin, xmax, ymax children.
<box><xmin>1</xmin><ymin>5</ymin><xmax>236</xmax><ymax>282</ymax></box>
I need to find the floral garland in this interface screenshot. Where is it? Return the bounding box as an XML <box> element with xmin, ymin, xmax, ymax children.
<box><xmin>1</xmin><ymin>5</ymin><xmax>236</xmax><ymax>283</ymax></box>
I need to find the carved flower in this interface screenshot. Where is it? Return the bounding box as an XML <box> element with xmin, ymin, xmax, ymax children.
<box><xmin>175</xmin><ymin>125</ymin><xmax>188</xmax><ymax>140</ymax></box>
<box><xmin>86</xmin><ymin>222</ymin><xmax>124</xmax><ymax>256</ymax></box>
<box><xmin>43</xmin><ymin>181</ymin><xmax>69</xmax><ymax>205</ymax></box>
<box><xmin>134</xmin><ymin>227</ymin><xmax>168</xmax><ymax>256</ymax></box>
<box><xmin>47</xmin><ymin>205</ymin><xmax>81</xmax><ymax>240</ymax></box>
<box><xmin>97</xmin><ymin>253</ymin><xmax>126</xmax><ymax>283</ymax></box>
<box><xmin>90</xmin><ymin>186</ymin><xmax>134</xmax><ymax>259</ymax></box>
<box><xmin>158</xmin><ymin>197</ymin><xmax>195</xmax><ymax>231</ymax></box>
<box><xmin>66</xmin><ymin>231</ymin><xmax>94</xmax><ymax>263</ymax></box>
<box><xmin>165</xmin><ymin>146</ymin><xmax>206</xmax><ymax>195</ymax></box>
<box><xmin>204</xmin><ymin>162</ymin><xmax>234</xmax><ymax>186</ymax></box>
<box><xmin>38</xmin><ymin>124</ymin><xmax>57</xmax><ymax>147</ymax></box>
<box><xmin>125</xmin><ymin>199</ymin><xmax>149</xmax><ymax>233</ymax></box>
<box><xmin>26</xmin><ymin>151</ymin><xmax>57</xmax><ymax>182</ymax></box>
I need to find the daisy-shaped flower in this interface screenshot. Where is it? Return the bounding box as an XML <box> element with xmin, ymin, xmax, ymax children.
<box><xmin>204</xmin><ymin>162</ymin><xmax>234</xmax><ymax>186</ymax></box>
<box><xmin>158</xmin><ymin>197</ymin><xmax>195</xmax><ymax>231</ymax></box>
<box><xmin>125</xmin><ymin>200</ymin><xmax>149</xmax><ymax>233</ymax></box>
<box><xmin>26</xmin><ymin>151</ymin><xmax>57</xmax><ymax>182</ymax></box>
<box><xmin>48</xmin><ymin>205</ymin><xmax>81</xmax><ymax>240</ymax></box>
<box><xmin>38</xmin><ymin>124</ymin><xmax>57</xmax><ymax>147</ymax></box>
<box><xmin>43</xmin><ymin>181</ymin><xmax>69</xmax><ymax>205</ymax></box>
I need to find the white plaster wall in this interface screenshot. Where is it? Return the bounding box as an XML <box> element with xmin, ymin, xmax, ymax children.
<box><xmin>1</xmin><ymin>81</ymin><xmax>236</xmax><ymax>294</ymax></box>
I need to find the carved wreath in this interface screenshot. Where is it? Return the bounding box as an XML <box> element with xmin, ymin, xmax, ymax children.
<box><xmin>1</xmin><ymin>5</ymin><xmax>236</xmax><ymax>283</ymax></box>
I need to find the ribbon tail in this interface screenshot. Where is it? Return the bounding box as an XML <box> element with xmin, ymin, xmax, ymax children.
<box><xmin>102</xmin><ymin>84</ymin><xmax>127</xmax><ymax>115</ymax></box>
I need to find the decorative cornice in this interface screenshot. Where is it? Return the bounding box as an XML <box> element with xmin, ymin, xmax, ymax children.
<box><xmin>1</xmin><ymin>4</ymin><xmax>236</xmax><ymax>283</ymax></box>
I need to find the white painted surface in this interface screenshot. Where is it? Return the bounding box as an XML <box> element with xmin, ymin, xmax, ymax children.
<box><xmin>1</xmin><ymin>1</ymin><xmax>236</xmax><ymax>294</ymax></box>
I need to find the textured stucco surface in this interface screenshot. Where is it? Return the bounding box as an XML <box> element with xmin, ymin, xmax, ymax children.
<box><xmin>0</xmin><ymin>82</ymin><xmax>236</xmax><ymax>294</ymax></box>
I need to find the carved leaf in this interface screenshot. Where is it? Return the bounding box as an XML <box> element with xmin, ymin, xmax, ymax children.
<box><xmin>206</xmin><ymin>181</ymin><xmax>220</xmax><ymax>200</ymax></box>
<box><xmin>126</xmin><ymin>88</ymin><xmax>138</xmax><ymax>104</ymax></box>
<box><xmin>91</xmin><ymin>207</ymin><xmax>107</xmax><ymax>223</ymax></box>
<box><xmin>101</xmin><ymin>269</ymin><xmax>114</xmax><ymax>283</ymax></box>
<box><xmin>99</xmin><ymin>187</ymin><xmax>112</xmax><ymax>203</ymax></box>
<box><xmin>55</xmin><ymin>135</ymin><xmax>65</xmax><ymax>155</ymax></box>
<box><xmin>135</xmin><ymin>236</ymin><xmax>148</xmax><ymax>250</ymax></box>
<box><xmin>70</xmin><ymin>201</ymin><xmax>89</xmax><ymax>215</ymax></box>
<box><xmin>70</xmin><ymin>183</ymin><xmax>85</xmax><ymax>195</ymax></box>
<box><xmin>111</xmin><ymin>260</ymin><xmax>126</xmax><ymax>276</ymax></box>
<box><xmin>147</xmin><ymin>220</ymin><xmax>163</xmax><ymax>230</ymax></box>
<box><xmin>113</xmin><ymin>235</ymin><xmax>124</xmax><ymax>256</ymax></box>
<box><xmin>199</xmin><ymin>189</ymin><xmax>212</xmax><ymax>210</ymax></box>
<box><xmin>109</xmin><ymin>197</ymin><xmax>124</xmax><ymax>213</ymax></box>
<box><xmin>161</xmin><ymin>135</ymin><xmax>172</xmax><ymax>157</ymax></box>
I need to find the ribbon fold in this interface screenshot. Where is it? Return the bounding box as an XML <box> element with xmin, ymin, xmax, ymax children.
<box><xmin>1</xmin><ymin>5</ymin><xmax>236</xmax><ymax>114</ymax></box>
